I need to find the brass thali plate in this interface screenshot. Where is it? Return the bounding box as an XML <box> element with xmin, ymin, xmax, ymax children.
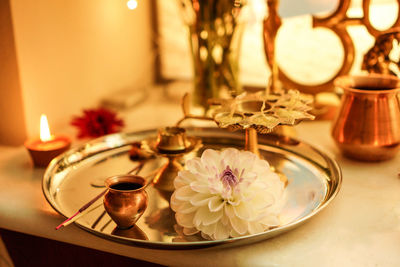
<box><xmin>43</xmin><ymin>127</ymin><xmax>341</xmax><ymax>249</ymax></box>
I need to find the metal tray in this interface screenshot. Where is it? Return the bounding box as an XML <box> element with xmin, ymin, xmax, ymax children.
<box><xmin>43</xmin><ymin>127</ymin><xmax>341</xmax><ymax>249</ymax></box>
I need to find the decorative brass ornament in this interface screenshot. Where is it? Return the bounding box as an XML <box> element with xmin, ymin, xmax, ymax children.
<box><xmin>210</xmin><ymin>90</ymin><xmax>314</xmax><ymax>133</ymax></box>
<box><xmin>362</xmin><ymin>29</ymin><xmax>400</xmax><ymax>76</ymax></box>
<box><xmin>263</xmin><ymin>0</ymin><xmax>282</xmax><ymax>93</ymax></box>
<box><xmin>176</xmin><ymin>91</ymin><xmax>314</xmax><ymax>157</ymax></box>
<box><xmin>141</xmin><ymin>127</ymin><xmax>202</xmax><ymax>201</ymax></box>
<box><xmin>263</xmin><ymin>0</ymin><xmax>400</xmax><ymax>94</ymax></box>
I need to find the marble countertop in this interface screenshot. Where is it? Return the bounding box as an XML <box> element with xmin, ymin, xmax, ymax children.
<box><xmin>1</xmin><ymin>87</ymin><xmax>400</xmax><ymax>267</ymax></box>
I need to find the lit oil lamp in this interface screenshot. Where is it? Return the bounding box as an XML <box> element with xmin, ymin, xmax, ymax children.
<box><xmin>24</xmin><ymin>114</ymin><xmax>71</xmax><ymax>167</ymax></box>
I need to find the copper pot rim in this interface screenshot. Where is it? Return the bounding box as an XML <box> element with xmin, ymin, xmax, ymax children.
<box><xmin>104</xmin><ymin>174</ymin><xmax>147</xmax><ymax>192</ymax></box>
<box><xmin>334</xmin><ymin>74</ymin><xmax>400</xmax><ymax>94</ymax></box>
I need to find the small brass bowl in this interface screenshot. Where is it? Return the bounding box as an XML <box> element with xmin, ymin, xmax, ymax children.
<box><xmin>156</xmin><ymin>127</ymin><xmax>190</xmax><ymax>153</ymax></box>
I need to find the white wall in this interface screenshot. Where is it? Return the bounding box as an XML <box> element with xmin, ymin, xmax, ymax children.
<box><xmin>10</xmin><ymin>0</ymin><xmax>154</xmax><ymax>138</ymax></box>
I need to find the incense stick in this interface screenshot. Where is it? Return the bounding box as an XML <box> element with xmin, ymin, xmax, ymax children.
<box><xmin>127</xmin><ymin>161</ymin><xmax>145</xmax><ymax>175</ymax></box>
<box><xmin>62</xmin><ymin>203</ymin><xmax>103</xmax><ymax>227</ymax></box>
<box><xmin>55</xmin><ymin>190</ymin><xmax>107</xmax><ymax>230</ymax></box>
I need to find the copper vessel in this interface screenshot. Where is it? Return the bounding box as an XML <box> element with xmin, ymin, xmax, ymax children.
<box><xmin>103</xmin><ymin>175</ymin><xmax>148</xmax><ymax>229</ymax></box>
<box><xmin>332</xmin><ymin>74</ymin><xmax>400</xmax><ymax>161</ymax></box>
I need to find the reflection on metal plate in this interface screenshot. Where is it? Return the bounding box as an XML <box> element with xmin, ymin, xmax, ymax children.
<box><xmin>43</xmin><ymin>128</ymin><xmax>341</xmax><ymax>249</ymax></box>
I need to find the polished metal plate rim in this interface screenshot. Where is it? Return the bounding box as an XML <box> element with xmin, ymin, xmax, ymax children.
<box><xmin>43</xmin><ymin>128</ymin><xmax>342</xmax><ymax>249</ymax></box>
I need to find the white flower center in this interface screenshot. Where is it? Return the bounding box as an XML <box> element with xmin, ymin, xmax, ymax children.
<box><xmin>220</xmin><ymin>166</ymin><xmax>238</xmax><ymax>189</ymax></box>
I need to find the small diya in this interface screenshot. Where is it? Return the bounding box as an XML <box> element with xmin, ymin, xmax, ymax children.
<box><xmin>141</xmin><ymin>127</ymin><xmax>202</xmax><ymax>200</ymax></box>
<box><xmin>25</xmin><ymin>114</ymin><xmax>71</xmax><ymax>167</ymax></box>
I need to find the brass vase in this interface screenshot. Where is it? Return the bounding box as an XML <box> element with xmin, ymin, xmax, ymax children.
<box><xmin>103</xmin><ymin>175</ymin><xmax>148</xmax><ymax>229</ymax></box>
<box><xmin>179</xmin><ymin>0</ymin><xmax>245</xmax><ymax>109</ymax></box>
<box><xmin>332</xmin><ymin>74</ymin><xmax>400</xmax><ymax>161</ymax></box>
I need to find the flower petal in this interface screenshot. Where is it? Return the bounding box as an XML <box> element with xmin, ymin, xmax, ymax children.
<box><xmin>229</xmin><ymin>215</ymin><xmax>248</xmax><ymax>235</ymax></box>
<box><xmin>208</xmin><ymin>196</ymin><xmax>224</xmax><ymax>212</ymax></box>
<box><xmin>190</xmin><ymin>181</ymin><xmax>211</xmax><ymax>194</ymax></box>
<box><xmin>175</xmin><ymin>170</ymin><xmax>197</xmax><ymax>188</ymax></box>
<box><xmin>201</xmin><ymin>149</ymin><xmax>222</xmax><ymax>171</ymax></box>
<box><xmin>260</xmin><ymin>214</ymin><xmax>280</xmax><ymax>227</ymax></box>
<box><xmin>193</xmin><ymin>206</ymin><xmax>211</xmax><ymax>227</ymax></box>
<box><xmin>185</xmin><ymin>158</ymin><xmax>206</xmax><ymax>174</ymax></box>
<box><xmin>224</xmin><ymin>204</ymin><xmax>235</xmax><ymax>218</ymax></box>
<box><xmin>177</xmin><ymin>201</ymin><xmax>198</xmax><ymax>214</ymax></box>
<box><xmin>230</xmin><ymin>228</ymin><xmax>242</xmax><ymax>238</ymax></box>
<box><xmin>202</xmin><ymin>209</ymin><xmax>223</xmax><ymax>226</ymax></box>
<box><xmin>175</xmin><ymin>212</ymin><xmax>195</xmax><ymax>228</ymax></box>
<box><xmin>170</xmin><ymin>193</ymin><xmax>180</xmax><ymax>211</ymax></box>
<box><xmin>249</xmin><ymin>192</ymin><xmax>275</xmax><ymax>210</ymax></box>
<box><xmin>174</xmin><ymin>185</ymin><xmax>195</xmax><ymax>201</ymax></box>
<box><xmin>238</xmin><ymin>151</ymin><xmax>257</xmax><ymax>171</ymax></box>
<box><xmin>248</xmin><ymin>221</ymin><xmax>265</xmax><ymax>234</ymax></box>
<box><xmin>233</xmin><ymin>203</ymin><xmax>252</xmax><ymax>220</ymax></box>
<box><xmin>183</xmin><ymin>227</ymin><xmax>199</xmax><ymax>236</ymax></box>
<box><xmin>239</xmin><ymin>171</ymin><xmax>257</xmax><ymax>187</ymax></box>
<box><xmin>252</xmin><ymin>158</ymin><xmax>270</xmax><ymax>173</ymax></box>
<box><xmin>214</xmin><ymin>221</ymin><xmax>230</xmax><ymax>240</ymax></box>
<box><xmin>221</xmin><ymin>148</ymin><xmax>239</xmax><ymax>169</ymax></box>
<box><xmin>190</xmin><ymin>193</ymin><xmax>214</xmax><ymax>206</ymax></box>
<box><xmin>198</xmin><ymin>221</ymin><xmax>217</xmax><ymax>236</ymax></box>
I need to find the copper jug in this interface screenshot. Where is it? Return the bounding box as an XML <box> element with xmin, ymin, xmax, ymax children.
<box><xmin>332</xmin><ymin>74</ymin><xmax>400</xmax><ymax>161</ymax></box>
<box><xmin>104</xmin><ymin>175</ymin><xmax>148</xmax><ymax>229</ymax></box>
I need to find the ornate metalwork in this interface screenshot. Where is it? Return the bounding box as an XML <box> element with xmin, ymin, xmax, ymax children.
<box><xmin>263</xmin><ymin>0</ymin><xmax>400</xmax><ymax>94</ymax></box>
<box><xmin>176</xmin><ymin>92</ymin><xmax>314</xmax><ymax>157</ymax></box>
<box><xmin>362</xmin><ymin>29</ymin><xmax>400</xmax><ymax>75</ymax></box>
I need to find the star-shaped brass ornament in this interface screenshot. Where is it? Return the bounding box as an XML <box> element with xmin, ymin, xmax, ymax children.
<box><xmin>210</xmin><ymin>90</ymin><xmax>315</xmax><ymax>134</ymax></box>
<box><xmin>176</xmin><ymin>89</ymin><xmax>315</xmax><ymax>158</ymax></box>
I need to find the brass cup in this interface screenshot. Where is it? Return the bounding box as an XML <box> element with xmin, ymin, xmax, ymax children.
<box><xmin>103</xmin><ymin>175</ymin><xmax>148</xmax><ymax>229</ymax></box>
<box><xmin>156</xmin><ymin>127</ymin><xmax>190</xmax><ymax>153</ymax></box>
<box><xmin>332</xmin><ymin>74</ymin><xmax>400</xmax><ymax>161</ymax></box>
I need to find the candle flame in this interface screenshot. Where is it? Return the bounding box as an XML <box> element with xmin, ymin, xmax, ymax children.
<box><xmin>40</xmin><ymin>114</ymin><xmax>52</xmax><ymax>142</ymax></box>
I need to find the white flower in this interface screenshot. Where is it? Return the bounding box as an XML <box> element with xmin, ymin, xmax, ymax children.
<box><xmin>170</xmin><ymin>148</ymin><xmax>285</xmax><ymax>240</ymax></box>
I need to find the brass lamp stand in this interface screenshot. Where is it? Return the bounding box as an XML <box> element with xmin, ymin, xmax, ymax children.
<box><xmin>141</xmin><ymin>127</ymin><xmax>202</xmax><ymax>201</ymax></box>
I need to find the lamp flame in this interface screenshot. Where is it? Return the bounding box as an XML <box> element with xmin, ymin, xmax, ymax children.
<box><xmin>40</xmin><ymin>114</ymin><xmax>52</xmax><ymax>142</ymax></box>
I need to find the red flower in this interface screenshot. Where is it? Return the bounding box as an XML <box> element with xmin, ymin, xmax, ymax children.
<box><xmin>71</xmin><ymin>108</ymin><xmax>124</xmax><ymax>138</ymax></box>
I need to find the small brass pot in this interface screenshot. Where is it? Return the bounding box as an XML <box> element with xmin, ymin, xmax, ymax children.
<box><xmin>103</xmin><ymin>175</ymin><xmax>148</xmax><ymax>229</ymax></box>
<box><xmin>156</xmin><ymin>127</ymin><xmax>190</xmax><ymax>153</ymax></box>
<box><xmin>332</xmin><ymin>74</ymin><xmax>400</xmax><ymax>161</ymax></box>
